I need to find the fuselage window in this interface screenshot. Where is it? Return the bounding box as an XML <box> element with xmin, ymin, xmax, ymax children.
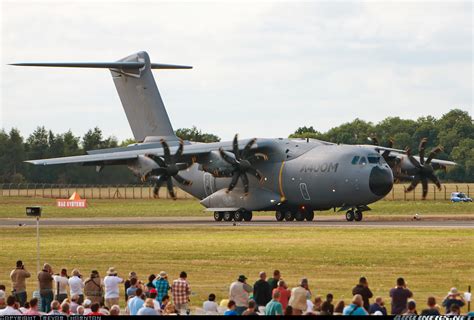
<box><xmin>351</xmin><ymin>156</ymin><xmax>360</xmax><ymax>165</ymax></box>
<box><xmin>359</xmin><ymin>156</ymin><xmax>367</xmax><ymax>165</ymax></box>
<box><xmin>368</xmin><ymin>156</ymin><xmax>380</xmax><ymax>164</ymax></box>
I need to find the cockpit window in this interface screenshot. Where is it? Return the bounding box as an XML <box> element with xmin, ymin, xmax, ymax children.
<box><xmin>368</xmin><ymin>155</ymin><xmax>381</xmax><ymax>164</ymax></box>
<box><xmin>359</xmin><ymin>157</ymin><xmax>367</xmax><ymax>165</ymax></box>
<box><xmin>351</xmin><ymin>156</ymin><xmax>360</xmax><ymax>165</ymax></box>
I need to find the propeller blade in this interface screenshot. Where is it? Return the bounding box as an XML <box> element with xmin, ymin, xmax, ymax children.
<box><xmin>219</xmin><ymin>148</ymin><xmax>238</xmax><ymax>165</ymax></box>
<box><xmin>418</xmin><ymin>138</ymin><xmax>428</xmax><ymax>165</ymax></box>
<box><xmin>394</xmin><ymin>173</ymin><xmax>414</xmax><ymax>181</ymax></box>
<box><xmin>166</xmin><ymin>178</ymin><xmax>176</xmax><ymax>199</ymax></box>
<box><xmin>160</xmin><ymin>139</ymin><xmax>171</xmax><ymax>163</ymax></box>
<box><xmin>247</xmin><ymin>167</ymin><xmax>264</xmax><ymax>182</ymax></box>
<box><xmin>406</xmin><ymin>175</ymin><xmax>421</xmax><ymax>192</ymax></box>
<box><xmin>149</xmin><ymin>167</ymin><xmax>168</xmax><ymax>176</ymax></box>
<box><xmin>421</xmin><ymin>177</ymin><xmax>428</xmax><ymax>199</ymax></box>
<box><xmin>370</xmin><ymin>136</ymin><xmax>379</xmax><ymax>146</ymax></box>
<box><xmin>425</xmin><ymin>146</ymin><xmax>443</xmax><ymax>164</ymax></box>
<box><xmin>241</xmin><ymin>138</ymin><xmax>257</xmax><ymax>159</ymax></box>
<box><xmin>232</xmin><ymin>134</ymin><xmax>240</xmax><ymax>159</ymax></box>
<box><xmin>175</xmin><ymin>139</ymin><xmax>184</xmax><ymax>159</ymax></box>
<box><xmin>153</xmin><ymin>185</ymin><xmax>160</xmax><ymax>197</ymax></box>
<box><xmin>174</xmin><ymin>174</ymin><xmax>193</xmax><ymax>186</ymax></box>
<box><xmin>241</xmin><ymin>173</ymin><xmax>249</xmax><ymax>194</ymax></box>
<box><xmin>227</xmin><ymin>171</ymin><xmax>240</xmax><ymax>192</ymax></box>
<box><xmin>147</xmin><ymin>154</ymin><xmax>166</xmax><ymax>167</ymax></box>
<box><xmin>151</xmin><ymin>175</ymin><xmax>167</xmax><ymax>197</ymax></box>
<box><xmin>405</xmin><ymin>148</ymin><xmax>421</xmax><ymax>169</ymax></box>
<box><xmin>427</xmin><ymin>172</ymin><xmax>442</xmax><ymax>190</ymax></box>
<box><xmin>387</xmin><ymin>139</ymin><xmax>394</xmax><ymax>148</ymax></box>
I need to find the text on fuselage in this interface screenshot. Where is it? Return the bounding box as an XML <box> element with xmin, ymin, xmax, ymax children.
<box><xmin>300</xmin><ymin>162</ymin><xmax>339</xmax><ymax>173</ymax></box>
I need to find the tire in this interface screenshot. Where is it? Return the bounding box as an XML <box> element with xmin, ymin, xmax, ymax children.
<box><xmin>306</xmin><ymin>210</ymin><xmax>315</xmax><ymax>221</ymax></box>
<box><xmin>234</xmin><ymin>211</ymin><xmax>244</xmax><ymax>222</ymax></box>
<box><xmin>223</xmin><ymin>211</ymin><xmax>234</xmax><ymax>222</ymax></box>
<box><xmin>275</xmin><ymin>211</ymin><xmax>285</xmax><ymax>221</ymax></box>
<box><xmin>295</xmin><ymin>210</ymin><xmax>305</xmax><ymax>221</ymax></box>
<box><xmin>214</xmin><ymin>212</ymin><xmax>223</xmax><ymax>221</ymax></box>
<box><xmin>354</xmin><ymin>210</ymin><xmax>363</xmax><ymax>221</ymax></box>
<box><xmin>243</xmin><ymin>211</ymin><xmax>253</xmax><ymax>222</ymax></box>
<box><xmin>346</xmin><ymin>210</ymin><xmax>355</xmax><ymax>222</ymax></box>
<box><xmin>284</xmin><ymin>211</ymin><xmax>295</xmax><ymax>221</ymax></box>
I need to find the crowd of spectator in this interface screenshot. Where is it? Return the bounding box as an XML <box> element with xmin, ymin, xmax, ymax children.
<box><xmin>0</xmin><ymin>260</ymin><xmax>472</xmax><ymax>316</ymax></box>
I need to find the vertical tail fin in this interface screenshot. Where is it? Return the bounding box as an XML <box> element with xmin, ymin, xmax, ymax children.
<box><xmin>10</xmin><ymin>51</ymin><xmax>192</xmax><ymax>142</ymax></box>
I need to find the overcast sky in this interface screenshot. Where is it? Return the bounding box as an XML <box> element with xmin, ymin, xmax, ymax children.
<box><xmin>1</xmin><ymin>0</ymin><xmax>472</xmax><ymax>142</ymax></box>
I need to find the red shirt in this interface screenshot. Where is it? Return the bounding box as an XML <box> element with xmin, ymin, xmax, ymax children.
<box><xmin>273</xmin><ymin>287</ymin><xmax>291</xmax><ymax>309</ymax></box>
<box><xmin>88</xmin><ymin>312</ymin><xmax>104</xmax><ymax>316</ymax></box>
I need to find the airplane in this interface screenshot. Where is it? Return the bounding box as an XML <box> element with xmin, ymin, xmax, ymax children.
<box><xmin>11</xmin><ymin>51</ymin><xmax>456</xmax><ymax>222</ymax></box>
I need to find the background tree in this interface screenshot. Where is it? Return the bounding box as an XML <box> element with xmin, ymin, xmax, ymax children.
<box><xmin>175</xmin><ymin>126</ymin><xmax>221</xmax><ymax>142</ymax></box>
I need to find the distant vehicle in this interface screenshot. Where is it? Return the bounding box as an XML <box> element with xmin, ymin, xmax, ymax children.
<box><xmin>450</xmin><ymin>192</ymin><xmax>472</xmax><ymax>202</ymax></box>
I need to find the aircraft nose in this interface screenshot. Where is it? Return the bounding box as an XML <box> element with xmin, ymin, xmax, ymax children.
<box><xmin>369</xmin><ymin>166</ymin><xmax>393</xmax><ymax>197</ymax></box>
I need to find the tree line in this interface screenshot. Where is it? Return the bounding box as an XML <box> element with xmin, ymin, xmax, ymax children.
<box><xmin>0</xmin><ymin>109</ymin><xmax>472</xmax><ymax>184</ymax></box>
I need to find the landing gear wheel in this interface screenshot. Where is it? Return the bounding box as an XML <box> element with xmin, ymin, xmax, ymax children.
<box><xmin>284</xmin><ymin>211</ymin><xmax>295</xmax><ymax>221</ymax></box>
<box><xmin>223</xmin><ymin>211</ymin><xmax>234</xmax><ymax>222</ymax></box>
<box><xmin>346</xmin><ymin>210</ymin><xmax>355</xmax><ymax>222</ymax></box>
<box><xmin>275</xmin><ymin>211</ymin><xmax>285</xmax><ymax>221</ymax></box>
<box><xmin>214</xmin><ymin>212</ymin><xmax>223</xmax><ymax>221</ymax></box>
<box><xmin>295</xmin><ymin>210</ymin><xmax>305</xmax><ymax>221</ymax></box>
<box><xmin>306</xmin><ymin>210</ymin><xmax>315</xmax><ymax>221</ymax></box>
<box><xmin>234</xmin><ymin>211</ymin><xmax>244</xmax><ymax>221</ymax></box>
<box><xmin>243</xmin><ymin>211</ymin><xmax>253</xmax><ymax>222</ymax></box>
<box><xmin>354</xmin><ymin>210</ymin><xmax>363</xmax><ymax>222</ymax></box>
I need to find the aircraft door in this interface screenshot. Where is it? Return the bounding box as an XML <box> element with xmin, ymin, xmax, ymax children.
<box><xmin>299</xmin><ymin>183</ymin><xmax>311</xmax><ymax>201</ymax></box>
<box><xmin>203</xmin><ymin>172</ymin><xmax>216</xmax><ymax>196</ymax></box>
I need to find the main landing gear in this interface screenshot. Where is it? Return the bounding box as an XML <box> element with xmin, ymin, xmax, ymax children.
<box><xmin>214</xmin><ymin>209</ymin><xmax>253</xmax><ymax>222</ymax></box>
<box><xmin>275</xmin><ymin>207</ymin><xmax>314</xmax><ymax>222</ymax></box>
<box><xmin>345</xmin><ymin>208</ymin><xmax>363</xmax><ymax>222</ymax></box>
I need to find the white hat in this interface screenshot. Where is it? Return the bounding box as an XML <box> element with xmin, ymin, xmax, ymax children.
<box><xmin>83</xmin><ymin>299</ymin><xmax>92</xmax><ymax>307</ymax></box>
<box><xmin>373</xmin><ymin>311</ymin><xmax>383</xmax><ymax>316</ymax></box>
<box><xmin>449</xmin><ymin>287</ymin><xmax>459</xmax><ymax>296</ymax></box>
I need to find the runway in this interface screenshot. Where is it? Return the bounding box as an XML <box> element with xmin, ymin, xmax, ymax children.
<box><xmin>1</xmin><ymin>216</ymin><xmax>473</xmax><ymax>228</ymax></box>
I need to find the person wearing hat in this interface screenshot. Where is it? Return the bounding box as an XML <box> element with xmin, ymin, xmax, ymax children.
<box><xmin>152</xmin><ymin>271</ymin><xmax>170</xmax><ymax>305</ymax></box>
<box><xmin>103</xmin><ymin>267</ymin><xmax>123</xmax><ymax>309</ymax></box>
<box><xmin>442</xmin><ymin>287</ymin><xmax>465</xmax><ymax>314</ymax></box>
<box><xmin>10</xmin><ymin>260</ymin><xmax>31</xmax><ymax>307</ymax></box>
<box><xmin>38</xmin><ymin>263</ymin><xmax>54</xmax><ymax>313</ymax></box>
<box><xmin>68</xmin><ymin>269</ymin><xmax>84</xmax><ymax>305</ymax></box>
<box><xmin>289</xmin><ymin>278</ymin><xmax>310</xmax><ymax>315</ymax></box>
<box><xmin>84</xmin><ymin>270</ymin><xmax>103</xmax><ymax>305</ymax></box>
<box><xmin>229</xmin><ymin>274</ymin><xmax>253</xmax><ymax>315</ymax></box>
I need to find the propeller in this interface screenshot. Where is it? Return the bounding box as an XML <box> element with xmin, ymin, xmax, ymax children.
<box><xmin>219</xmin><ymin>134</ymin><xmax>266</xmax><ymax>194</ymax></box>
<box><xmin>145</xmin><ymin>139</ymin><xmax>192</xmax><ymax>199</ymax></box>
<box><xmin>404</xmin><ymin>139</ymin><xmax>443</xmax><ymax>199</ymax></box>
<box><xmin>368</xmin><ymin>135</ymin><xmax>398</xmax><ymax>168</ymax></box>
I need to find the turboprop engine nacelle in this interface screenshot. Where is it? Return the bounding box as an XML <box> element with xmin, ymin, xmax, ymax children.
<box><xmin>199</xmin><ymin>150</ymin><xmax>235</xmax><ymax>177</ymax></box>
<box><xmin>127</xmin><ymin>155</ymin><xmax>159</xmax><ymax>178</ymax></box>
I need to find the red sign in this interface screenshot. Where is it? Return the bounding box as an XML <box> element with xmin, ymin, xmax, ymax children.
<box><xmin>56</xmin><ymin>192</ymin><xmax>87</xmax><ymax>208</ymax></box>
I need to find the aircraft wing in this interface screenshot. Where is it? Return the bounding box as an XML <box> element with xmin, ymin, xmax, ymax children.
<box><xmin>25</xmin><ymin>139</ymin><xmax>264</xmax><ymax>166</ymax></box>
<box><xmin>386</xmin><ymin>151</ymin><xmax>457</xmax><ymax>167</ymax></box>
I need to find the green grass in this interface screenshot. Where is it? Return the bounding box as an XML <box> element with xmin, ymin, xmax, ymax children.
<box><xmin>0</xmin><ymin>196</ymin><xmax>473</xmax><ymax>219</ymax></box>
<box><xmin>0</xmin><ymin>226</ymin><xmax>472</xmax><ymax>311</ymax></box>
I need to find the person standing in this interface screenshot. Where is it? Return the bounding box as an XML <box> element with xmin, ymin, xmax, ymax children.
<box><xmin>389</xmin><ymin>277</ymin><xmax>413</xmax><ymax>314</ymax></box>
<box><xmin>352</xmin><ymin>277</ymin><xmax>373</xmax><ymax>311</ymax></box>
<box><xmin>288</xmin><ymin>278</ymin><xmax>310</xmax><ymax>315</ymax></box>
<box><xmin>267</xmin><ymin>270</ymin><xmax>281</xmax><ymax>291</ymax></box>
<box><xmin>153</xmin><ymin>271</ymin><xmax>170</xmax><ymax>305</ymax></box>
<box><xmin>126</xmin><ymin>277</ymin><xmax>139</xmax><ymax>298</ymax></box>
<box><xmin>229</xmin><ymin>275</ymin><xmax>253</xmax><ymax>315</ymax></box>
<box><xmin>253</xmin><ymin>271</ymin><xmax>272</xmax><ymax>308</ymax></box>
<box><xmin>38</xmin><ymin>263</ymin><xmax>54</xmax><ymax>313</ymax></box>
<box><xmin>442</xmin><ymin>288</ymin><xmax>465</xmax><ymax>314</ymax></box>
<box><xmin>103</xmin><ymin>267</ymin><xmax>123</xmax><ymax>309</ymax></box>
<box><xmin>84</xmin><ymin>270</ymin><xmax>103</xmax><ymax>305</ymax></box>
<box><xmin>265</xmin><ymin>291</ymin><xmax>284</xmax><ymax>316</ymax></box>
<box><xmin>68</xmin><ymin>269</ymin><xmax>84</xmax><ymax>304</ymax></box>
<box><xmin>124</xmin><ymin>271</ymin><xmax>137</xmax><ymax>301</ymax></box>
<box><xmin>53</xmin><ymin>268</ymin><xmax>69</xmax><ymax>303</ymax></box>
<box><xmin>171</xmin><ymin>271</ymin><xmax>191</xmax><ymax>315</ymax></box>
<box><xmin>10</xmin><ymin>260</ymin><xmax>31</xmax><ymax>307</ymax></box>
<box><xmin>273</xmin><ymin>280</ymin><xmax>291</xmax><ymax>310</ymax></box>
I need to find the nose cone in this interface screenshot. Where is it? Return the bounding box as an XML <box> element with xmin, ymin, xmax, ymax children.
<box><xmin>369</xmin><ymin>166</ymin><xmax>393</xmax><ymax>197</ymax></box>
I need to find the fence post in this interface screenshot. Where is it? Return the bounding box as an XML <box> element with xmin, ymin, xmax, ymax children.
<box><xmin>444</xmin><ymin>185</ymin><xmax>447</xmax><ymax>200</ymax></box>
<box><xmin>468</xmin><ymin>185</ymin><xmax>470</xmax><ymax>197</ymax></box>
<box><xmin>403</xmin><ymin>186</ymin><xmax>407</xmax><ymax>201</ymax></box>
<box><xmin>456</xmin><ymin>185</ymin><xmax>459</xmax><ymax>192</ymax></box>
<box><xmin>133</xmin><ymin>185</ymin><xmax>135</xmax><ymax>199</ymax></box>
<box><xmin>433</xmin><ymin>185</ymin><xmax>436</xmax><ymax>201</ymax></box>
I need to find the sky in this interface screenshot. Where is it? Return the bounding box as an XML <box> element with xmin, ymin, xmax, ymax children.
<box><xmin>1</xmin><ymin>0</ymin><xmax>472</xmax><ymax>142</ymax></box>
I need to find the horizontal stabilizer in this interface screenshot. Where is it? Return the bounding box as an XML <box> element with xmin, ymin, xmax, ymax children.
<box><xmin>10</xmin><ymin>62</ymin><xmax>192</xmax><ymax>69</ymax></box>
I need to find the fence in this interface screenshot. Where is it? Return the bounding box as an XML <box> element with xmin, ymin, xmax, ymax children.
<box><xmin>0</xmin><ymin>183</ymin><xmax>472</xmax><ymax>201</ymax></box>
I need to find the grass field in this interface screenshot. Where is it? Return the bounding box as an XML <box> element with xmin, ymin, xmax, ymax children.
<box><xmin>0</xmin><ymin>197</ymin><xmax>473</xmax><ymax>219</ymax></box>
<box><xmin>0</xmin><ymin>225</ymin><xmax>473</xmax><ymax>311</ymax></box>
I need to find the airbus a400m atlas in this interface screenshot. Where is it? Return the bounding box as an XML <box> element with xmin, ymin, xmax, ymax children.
<box><xmin>12</xmin><ymin>51</ymin><xmax>455</xmax><ymax>222</ymax></box>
